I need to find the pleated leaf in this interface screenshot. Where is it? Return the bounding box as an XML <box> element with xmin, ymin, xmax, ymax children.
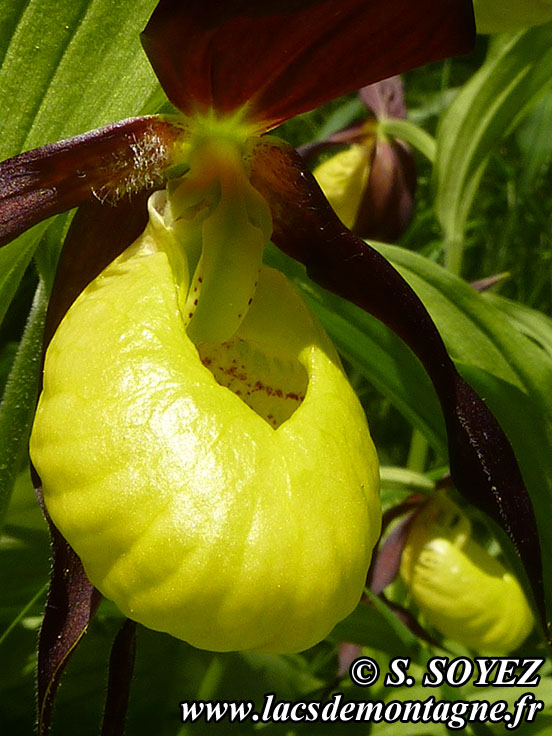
<box><xmin>0</xmin><ymin>0</ymin><xmax>161</xmax><ymax>158</ymax></box>
<box><xmin>0</xmin><ymin>0</ymin><xmax>165</xmax><ymax>325</ymax></box>
<box><xmin>434</xmin><ymin>22</ymin><xmax>552</xmax><ymax>272</ymax></box>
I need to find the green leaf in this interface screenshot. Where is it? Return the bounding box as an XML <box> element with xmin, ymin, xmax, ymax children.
<box><xmin>517</xmin><ymin>89</ymin><xmax>552</xmax><ymax>192</ymax></box>
<box><xmin>376</xmin><ymin>243</ymin><xmax>552</xmax><ymax>405</ymax></box>
<box><xmin>0</xmin><ymin>230</ymin><xmax>40</xmax><ymax>329</ymax></box>
<box><xmin>0</xmin><ymin>0</ymin><xmax>165</xmax><ymax>307</ymax></box>
<box><xmin>380</xmin><ymin>467</ymin><xmax>435</xmax><ymax>495</ymax></box>
<box><xmin>0</xmin><ymin>520</ymin><xmax>49</xmax><ymax>628</ymax></box>
<box><xmin>0</xmin><ymin>581</ymin><xmax>48</xmax><ymax>647</ymax></box>
<box><xmin>0</xmin><ymin>0</ymin><xmax>162</xmax><ymax>159</ymax></box>
<box><xmin>380</xmin><ymin>118</ymin><xmax>436</xmax><ymax>163</ymax></box>
<box><xmin>434</xmin><ymin>23</ymin><xmax>552</xmax><ymax>273</ymax></box>
<box><xmin>330</xmin><ymin>592</ymin><xmax>423</xmax><ymax>661</ymax></box>
<box><xmin>0</xmin><ymin>515</ymin><xmax>49</xmax><ymax>735</ymax></box>
<box><xmin>483</xmin><ymin>291</ymin><xmax>552</xmax><ymax>360</ymax></box>
<box><xmin>0</xmin><ymin>283</ymin><xmax>47</xmax><ymax>528</ymax></box>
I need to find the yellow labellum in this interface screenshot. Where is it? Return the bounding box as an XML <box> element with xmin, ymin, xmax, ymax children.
<box><xmin>313</xmin><ymin>145</ymin><xmax>372</xmax><ymax>229</ymax></box>
<box><xmin>30</xmin><ymin>190</ymin><xmax>380</xmax><ymax>653</ymax></box>
<box><xmin>400</xmin><ymin>496</ymin><xmax>533</xmax><ymax>653</ymax></box>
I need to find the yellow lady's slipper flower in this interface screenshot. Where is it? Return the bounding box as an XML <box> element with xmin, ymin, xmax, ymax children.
<box><xmin>2</xmin><ymin>1</ymin><xmax>547</xmax><ymax>728</ymax></box>
<box><xmin>311</xmin><ymin>77</ymin><xmax>416</xmax><ymax>242</ymax></box>
<box><xmin>30</xmin><ymin>126</ymin><xmax>381</xmax><ymax>653</ymax></box>
<box><xmin>400</xmin><ymin>496</ymin><xmax>534</xmax><ymax>653</ymax></box>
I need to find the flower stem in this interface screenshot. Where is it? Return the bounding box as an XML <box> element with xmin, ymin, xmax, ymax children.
<box><xmin>406</xmin><ymin>428</ymin><xmax>429</xmax><ymax>474</ymax></box>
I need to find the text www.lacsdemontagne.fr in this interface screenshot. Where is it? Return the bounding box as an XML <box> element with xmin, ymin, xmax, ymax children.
<box><xmin>179</xmin><ymin>692</ymin><xmax>543</xmax><ymax>729</ymax></box>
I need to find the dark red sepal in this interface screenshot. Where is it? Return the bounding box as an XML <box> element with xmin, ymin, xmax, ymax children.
<box><xmin>360</xmin><ymin>76</ymin><xmax>408</xmax><ymax>120</ymax></box>
<box><xmin>249</xmin><ymin>136</ymin><xmax>547</xmax><ymax>634</ymax></box>
<box><xmin>34</xmin><ymin>469</ymin><xmax>102</xmax><ymax>736</ymax></box>
<box><xmin>0</xmin><ymin>117</ymin><xmax>180</xmax><ymax>249</ymax></box>
<box><xmin>142</xmin><ymin>0</ymin><xmax>474</xmax><ymax>129</ymax></box>
<box><xmin>337</xmin><ymin>642</ymin><xmax>363</xmax><ymax>679</ymax></box>
<box><xmin>367</xmin><ymin>500</ymin><xmax>421</xmax><ymax>595</ymax></box>
<box><xmin>44</xmin><ymin>192</ymin><xmax>152</xmax><ymax>344</ymax></box>
<box><xmin>354</xmin><ymin>137</ymin><xmax>417</xmax><ymax>241</ymax></box>
<box><xmin>101</xmin><ymin>620</ymin><xmax>137</xmax><ymax>736</ymax></box>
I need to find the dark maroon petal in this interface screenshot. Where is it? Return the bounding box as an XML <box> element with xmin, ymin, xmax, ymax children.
<box><xmin>0</xmin><ymin>117</ymin><xmax>180</xmax><ymax>248</ymax></box>
<box><xmin>368</xmin><ymin>503</ymin><xmax>421</xmax><ymax>594</ymax></box>
<box><xmin>337</xmin><ymin>642</ymin><xmax>362</xmax><ymax>678</ymax></box>
<box><xmin>359</xmin><ymin>76</ymin><xmax>408</xmax><ymax>120</ymax></box>
<box><xmin>142</xmin><ymin>0</ymin><xmax>474</xmax><ymax>129</ymax></box>
<box><xmin>43</xmin><ymin>192</ymin><xmax>152</xmax><ymax>345</ymax></box>
<box><xmin>34</xmin><ymin>470</ymin><xmax>101</xmax><ymax>736</ymax></box>
<box><xmin>101</xmin><ymin>620</ymin><xmax>137</xmax><ymax>736</ymax></box>
<box><xmin>296</xmin><ymin>140</ymin><xmax>343</xmax><ymax>165</ymax></box>
<box><xmin>368</xmin><ymin>515</ymin><xmax>414</xmax><ymax>595</ymax></box>
<box><xmin>249</xmin><ymin>136</ymin><xmax>547</xmax><ymax>633</ymax></box>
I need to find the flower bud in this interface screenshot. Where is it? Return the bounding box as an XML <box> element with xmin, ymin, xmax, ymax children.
<box><xmin>312</xmin><ymin>78</ymin><xmax>416</xmax><ymax>242</ymax></box>
<box><xmin>30</xmin><ymin>167</ymin><xmax>381</xmax><ymax>653</ymax></box>
<box><xmin>400</xmin><ymin>496</ymin><xmax>534</xmax><ymax>652</ymax></box>
<box><xmin>314</xmin><ymin>134</ymin><xmax>415</xmax><ymax>242</ymax></box>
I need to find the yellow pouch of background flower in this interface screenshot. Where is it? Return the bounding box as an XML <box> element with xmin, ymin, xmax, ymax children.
<box><xmin>400</xmin><ymin>495</ymin><xmax>533</xmax><ymax>653</ymax></box>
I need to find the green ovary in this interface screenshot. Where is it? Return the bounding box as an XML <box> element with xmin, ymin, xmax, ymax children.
<box><xmin>30</xmin><ymin>155</ymin><xmax>380</xmax><ymax>652</ymax></box>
